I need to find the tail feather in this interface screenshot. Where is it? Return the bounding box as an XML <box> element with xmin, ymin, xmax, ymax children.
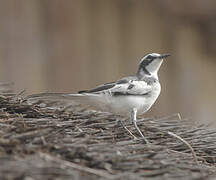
<box><xmin>25</xmin><ymin>92</ymin><xmax>101</xmax><ymax>100</ymax></box>
<box><xmin>24</xmin><ymin>92</ymin><xmax>107</xmax><ymax>111</ymax></box>
<box><xmin>25</xmin><ymin>92</ymin><xmax>83</xmax><ymax>100</ymax></box>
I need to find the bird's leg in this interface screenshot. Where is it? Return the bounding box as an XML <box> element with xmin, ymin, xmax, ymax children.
<box><xmin>117</xmin><ymin>119</ymin><xmax>137</xmax><ymax>140</ymax></box>
<box><xmin>131</xmin><ymin>108</ymin><xmax>149</xmax><ymax>144</ymax></box>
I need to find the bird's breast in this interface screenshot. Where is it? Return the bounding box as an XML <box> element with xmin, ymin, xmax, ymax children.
<box><xmin>105</xmin><ymin>86</ymin><xmax>161</xmax><ymax>116</ymax></box>
<box><xmin>131</xmin><ymin>82</ymin><xmax>161</xmax><ymax>115</ymax></box>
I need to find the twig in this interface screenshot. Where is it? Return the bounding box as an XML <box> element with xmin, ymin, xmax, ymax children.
<box><xmin>9</xmin><ymin>128</ymin><xmax>52</xmax><ymax>140</ymax></box>
<box><xmin>157</xmin><ymin>113</ymin><xmax>182</xmax><ymax>121</ymax></box>
<box><xmin>177</xmin><ymin>113</ymin><xmax>182</xmax><ymax>120</ymax></box>
<box><xmin>15</xmin><ymin>89</ymin><xmax>26</xmax><ymax>97</ymax></box>
<box><xmin>168</xmin><ymin>131</ymin><xmax>198</xmax><ymax>164</ymax></box>
<box><xmin>117</xmin><ymin>120</ymin><xmax>137</xmax><ymax>140</ymax></box>
<box><xmin>39</xmin><ymin>152</ymin><xmax>116</xmax><ymax>179</ymax></box>
<box><xmin>0</xmin><ymin>123</ymin><xmax>16</xmax><ymax>129</ymax></box>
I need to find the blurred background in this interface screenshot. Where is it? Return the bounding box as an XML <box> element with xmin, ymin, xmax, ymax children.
<box><xmin>0</xmin><ymin>0</ymin><xmax>216</xmax><ymax>124</ymax></box>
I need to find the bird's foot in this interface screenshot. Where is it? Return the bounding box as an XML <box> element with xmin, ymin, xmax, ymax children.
<box><xmin>116</xmin><ymin>119</ymin><xmax>138</xmax><ymax>140</ymax></box>
<box><xmin>131</xmin><ymin>108</ymin><xmax>149</xmax><ymax>144</ymax></box>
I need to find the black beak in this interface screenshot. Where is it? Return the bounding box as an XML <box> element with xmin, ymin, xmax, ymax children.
<box><xmin>159</xmin><ymin>54</ymin><xmax>170</xmax><ymax>59</ymax></box>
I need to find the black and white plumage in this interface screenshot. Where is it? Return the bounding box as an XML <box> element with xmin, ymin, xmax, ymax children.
<box><xmin>26</xmin><ymin>53</ymin><xmax>170</xmax><ymax>143</ymax></box>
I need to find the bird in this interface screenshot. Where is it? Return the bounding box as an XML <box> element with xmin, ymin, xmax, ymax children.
<box><xmin>26</xmin><ymin>53</ymin><xmax>170</xmax><ymax>143</ymax></box>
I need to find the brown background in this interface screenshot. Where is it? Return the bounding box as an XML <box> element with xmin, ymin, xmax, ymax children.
<box><xmin>1</xmin><ymin>0</ymin><xmax>216</xmax><ymax>124</ymax></box>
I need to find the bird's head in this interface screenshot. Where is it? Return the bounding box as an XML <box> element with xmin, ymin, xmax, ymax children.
<box><xmin>137</xmin><ymin>53</ymin><xmax>170</xmax><ymax>79</ymax></box>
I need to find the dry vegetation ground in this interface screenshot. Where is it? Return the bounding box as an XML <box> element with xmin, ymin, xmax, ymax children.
<box><xmin>0</xmin><ymin>83</ymin><xmax>216</xmax><ymax>180</ymax></box>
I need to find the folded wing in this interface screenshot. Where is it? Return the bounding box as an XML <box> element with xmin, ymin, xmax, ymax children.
<box><xmin>79</xmin><ymin>79</ymin><xmax>152</xmax><ymax>96</ymax></box>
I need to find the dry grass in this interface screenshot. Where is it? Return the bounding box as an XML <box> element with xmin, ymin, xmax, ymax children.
<box><xmin>0</xmin><ymin>84</ymin><xmax>216</xmax><ymax>180</ymax></box>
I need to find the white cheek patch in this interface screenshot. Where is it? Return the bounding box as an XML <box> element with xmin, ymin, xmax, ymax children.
<box><xmin>146</xmin><ymin>59</ymin><xmax>163</xmax><ymax>73</ymax></box>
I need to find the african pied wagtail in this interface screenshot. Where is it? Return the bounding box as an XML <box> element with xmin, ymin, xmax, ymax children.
<box><xmin>26</xmin><ymin>53</ymin><xmax>170</xmax><ymax>143</ymax></box>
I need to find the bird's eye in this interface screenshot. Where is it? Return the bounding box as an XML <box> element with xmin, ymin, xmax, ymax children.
<box><xmin>147</xmin><ymin>55</ymin><xmax>154</xmax><ymax>60</ymax></box>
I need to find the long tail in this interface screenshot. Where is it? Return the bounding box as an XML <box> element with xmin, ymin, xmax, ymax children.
<box><xmin>25</xmin><ymin>92</ymin><xmax>103</xmax><ymax>101</ymax></box>
<box><xmin>24</xmin><ymin>92</ymin><xmax>106</xmax><ymax>110</ymax></box>
<box><xmin>25</xmin><ymin>92</ymin><xmax>83</xmax><ymax>100</ymax></box>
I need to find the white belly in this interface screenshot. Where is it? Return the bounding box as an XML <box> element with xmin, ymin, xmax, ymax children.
<box><xmin>107</xmin><ymin>96</ymin><xmax>151</xmax><ymax>115</ymax></box>
<box><xmin>106</xmin><ymin>94</ymin><xmax>158</xmax><ymax>116</ymax></box>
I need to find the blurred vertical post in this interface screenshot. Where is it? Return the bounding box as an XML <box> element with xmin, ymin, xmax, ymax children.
<box><xmin>0</xmin><ymin>0</ymin><xmax>47</xmax><ymax>92</ymax></box>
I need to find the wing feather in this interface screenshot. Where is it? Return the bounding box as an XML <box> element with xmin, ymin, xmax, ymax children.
<box><xmin>78</xmin><ymin>83</ymin><xmax>115</xmax><ymax>93</ymax></box>
<box><xmin>110</xmin><ymin>80</ymin><xmax>152</xmax><ymax>95</ymax></box>
<box><xmin>78</xmin><ymin>78</ymin><xmax>152</xmax><ymax>96</ymax></box>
